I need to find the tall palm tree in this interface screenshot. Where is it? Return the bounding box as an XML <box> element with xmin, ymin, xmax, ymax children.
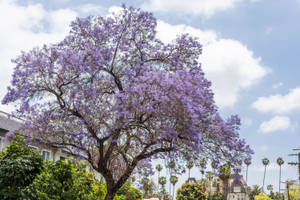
<box><xmin>244</xmin><ymin>158</ymin><xmax>251</xmax><ymax>185</ymax></box>
<box><xmin>199</xmin><ymin>159</ymin><xmax>207</xmax><ymax>179</ymax></box>
<box><xmin>262</xmin><ymin>157</ymin><xmax>270</xmax><ymax>191</ymax></box>
<box><xmin>186</xmin><ymin>161</ymin><xmax>194</xmax><ymax>180</ymax></box>
<box><xmin>168</xmin><ymin>160</ymin><xmax>176</xmax><ymax>196</ymax></box>
<box><xmin>276</xmin><ymin>157</ymin><xmax>284</xmax><ymax>194</ymax></box>
<box><xmin>170</xmin><ymin>175</ymin><xmax>178</xmax><ymax>200</ymax></box>
<box><xmin>156</xmin><ymin>164</ymin><xmax>163</xmax><ymax>189</ymax></box>
<box><xmin>206</xmin><ymin>171</ymin><xmax>214</xmax><ymax>193</ymax></box>
<box><xmin>159</xmin><ymin>176</ymin><xmax>167</xmax><ymax>194</ymax></box>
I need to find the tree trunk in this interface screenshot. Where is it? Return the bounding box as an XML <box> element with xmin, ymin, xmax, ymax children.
<box><xmin>279</xmin><ymin>165</ymin><xmax>281</xmax><ymax>193</ymax></box>
<box><xmin>104</xmin><ymin>188</ymin><xmax>117</xmax><ymax>200</ymax></box>
<box><xmin>263</xmin><ymin>166</ymin><xmax>266</xmax><ymax>192</ymax></box>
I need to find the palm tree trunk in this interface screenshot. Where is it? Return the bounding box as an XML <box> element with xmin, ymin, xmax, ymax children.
<box><xmin>188</xmin><ymin>169</ymin><xmax>191</xmax><ymax>179</ymax></box>
<box><xmin>279</xmin><ymin>165</ymin><xmax>281</xmax><ymax>193</ymax></box>
<box><xmin>173</xmin><ymin>184</ymin><xmax>175</xmax><ymax>200</ymax></box>
<box><xmin>263</xmin><ymin>166</ymin><xmax>266</xmax><ymax>191</ymax></box>
<box><xmin>158</xmin><ymin>171</ymin><xmax>160</xmax><ymax>192</ymax></box>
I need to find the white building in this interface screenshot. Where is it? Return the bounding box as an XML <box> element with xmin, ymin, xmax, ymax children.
<box><xmin>0</xmin><ymin>110</ymin><xmax>67</xmax><ymax>162</ymax></box>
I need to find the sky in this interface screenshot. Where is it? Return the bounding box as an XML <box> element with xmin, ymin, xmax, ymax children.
<box><xmin>0</xmin><ymin>0</ymin><xmax>300</xmax><ymax>194</ymax></box>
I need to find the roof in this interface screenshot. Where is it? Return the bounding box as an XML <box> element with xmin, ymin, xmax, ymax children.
<box><xmin>0</xmin><ymin>111</ymin><xmax>22</xmax><ymax>132</ymax></box>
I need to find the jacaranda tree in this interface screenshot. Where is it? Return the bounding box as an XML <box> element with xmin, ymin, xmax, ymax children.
<box><xmin>2</xmin><ymin>5</ymin><xmax>253</xmax><ymax>200</ymax></box>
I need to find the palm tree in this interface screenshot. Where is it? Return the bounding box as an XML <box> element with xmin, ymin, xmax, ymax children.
<box><xmin>262</xmin><ymin>157</ymin><xmax>270</xmax><ymax>191</ymax></box>
<box><xmin>276</xmin><ymin>157</ymin><xmax>284</xmax><ymax>194</ymax></box>
<box><xmin>170</xmin><ymin>175</ymin><xmax>178</xmax><ymax>200</ymax></box>
<box><xmin>199</xmin><ymin>159</ymin><xmax>207</xmax><ymax>179</ymax></box>
<box><xmin>219</xmin><ymin>164</ymin><xmax>231</xmax><ymax>200</ymax></box>
<box><xmin>206</xmin><ymin>171</ymin><xmax>214</xmax><ymax>193</ymax></box>
<box><xmin>244</xmin><ymin>158</ymin><xmax>251</xmax><ymax>185</ymax></box>
<box><xmin>156</xmin><ymin>164</ymin><xmax>163</xmax><ymax>188</ymax></box>
<box><xmin>168</xmin><ymin>160</ymin><xmax>176</xmax><ymax>196</ymax></box>
<box><xmin>159</xmin><ymin>176</ymin><xmax>167</xmax><ymax>194</ymax></box>
<box><xmin>186</xmin><ymin>161</ymin><xmax>194</xmax><ymax>180</ymax></box>
<box><xmin>267</xmin><ymin>184</ymin><xmax>273</xmax><ymax>193</ymax></box>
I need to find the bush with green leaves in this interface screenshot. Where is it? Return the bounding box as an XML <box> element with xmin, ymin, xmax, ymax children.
<box><xmin>0</xmin><ymin>137</ymin><xmax>44</xmax><ymax>200</ymax></box>
<box><xmin>26</xmin><ymin>159</ymin><xmax>100</xmax><ymax>200</ymax></box>
<box><xmin>176</xmin><ymin>182</ymin><xmax>207</xmax><ymax>200</ymax></box>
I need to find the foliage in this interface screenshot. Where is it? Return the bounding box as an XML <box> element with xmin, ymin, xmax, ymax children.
<box><xmin>0</xmin><ymin>137</ymin><xmax>44</xmax><ymax>200</ymax></box>
<box><xmin>141</xmin><ymin>178</ymin><xmax>156</xmax><ymax>197</ymax></box>
<box><xmin>286</xmin><ymin>185</ymin><xmax>300</xmax><ymax>200</ymax></box>
<box><xmin>262</xmin><ymin>158</ymin><xmax>270</xmax><ymax>166</ymax></box>
<box><xmin>276</xmin><ymin>157</ymin><xmax>284</xmax><ymax>166</ymax></box>
<box><xmin>170</xmin><ymin>175</ymin><xmax>178</xmax><ymax>186</ymax></box>
<box><xmin>159</xmin><ymin>176</ymin><xmax>167</xmax><ymax>194</ymax></box>
<box><xmin>244</xmin><ymin>158</ymin><xmax>251</xmax><ymax>166</ymax></box>
<box><xmin>26</xmin><ymin>159</ymin><xmax>100</xmax><ymax>200</ymax></box>
<box><xmin>115</xmin><ymin>182</ymin><xmax>143</xmax><ymax>200</ymax></box>
<box><xmin>249</xmin><ymin>185</ymin><xmax>263</xmax><ymax>200</ymax></box>
<box><xmin>254</xmin><ymin>193</ymin><xmax>272</xmax><ymax>200</ymax></box>
<box><xmin>3</xmin><ymin>4</ymin><xmax>253</xmax><ymax>199</ymax></box>
<box><xmin>176</xmin><ymin>182</ymin><xmax>207</xmax><ymax>200</ymax></box>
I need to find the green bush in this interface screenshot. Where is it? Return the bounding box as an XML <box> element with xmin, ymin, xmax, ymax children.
<box><xmin>26</xmin><ymin>159</ymin><xmax>100</xmax><ymax>200</ymax></box>
<box><xmin>176</xmin><ymin>182</ymin><xmax>207</xmax><ymax>200</ymax></box>
<box><xmin>0</xmin><ymin>138</ymin><xmax>44</xmax><ymax>200</ymax></box>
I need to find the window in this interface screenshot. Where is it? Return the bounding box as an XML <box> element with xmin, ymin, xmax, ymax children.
<box><xmin>42</xmin><ymin>150</ymin><xmax>51</xmax><ymax>160</ymax></box>
<box><xmin>233</xmin><ymin>186</ymin><xmax>241</xmax><ymax>193</ymax></box>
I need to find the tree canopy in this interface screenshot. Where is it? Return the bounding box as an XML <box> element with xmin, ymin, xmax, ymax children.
<box><xmin>2</xmin><ymin>5</ymin><xmax>252</xmax><ymax>200</ymax></box>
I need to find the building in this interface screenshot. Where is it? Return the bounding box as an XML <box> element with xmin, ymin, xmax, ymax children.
<box><xmin>0</xmin><ymin>110</ymin><xmax>68</xmax><ymax>162</ymax></box>
<box><xmin>201</xmin><ymin>174</ymin><xmax>249</xmax><ymax>200</ymax></box>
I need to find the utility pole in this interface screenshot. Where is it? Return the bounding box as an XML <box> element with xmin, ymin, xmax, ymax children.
<box><xmin>288</xmin><ymin>148</ymin><xmax>300</xmax><ymax>180</ymax></box>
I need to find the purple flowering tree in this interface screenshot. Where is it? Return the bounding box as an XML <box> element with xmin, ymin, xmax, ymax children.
<box><xmin>2</xmin><ymin>5</ymin><xmax>253</xmax><ymax>200</ymax></box>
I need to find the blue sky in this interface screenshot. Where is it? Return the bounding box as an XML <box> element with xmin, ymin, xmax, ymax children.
<box><xmin>0</xmin><ymin>0</ymin><xmax>299</xmax><ymax>193</ymax></box>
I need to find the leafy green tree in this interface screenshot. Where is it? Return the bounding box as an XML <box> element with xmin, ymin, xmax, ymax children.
<box><xmin>176</xmin><ymin>182</ymin><xmax>207</xmax><ymax>200</ymax></box>
<box><xmin>262</xmin><ymin>158</ymin><xmax>270</xmax><ymax>191</ymax></box>
<box><xmin>0</xmin><ymin>138</ymin><xmax>44</xmax><ymax>200</ymax></box>
<box><xmin>26</xmin><ymin>159</ymin><xmax>100</xmax><ymax>200</ymax></box>
<box><xmin>254</xmin><ymin>193</ymin><xmax>272</xmax><ymax>200</ymax></box>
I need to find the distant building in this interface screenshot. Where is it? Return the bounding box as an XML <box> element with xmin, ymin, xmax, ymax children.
<box><xmin>201</xmin><ymin>174</ymin><xmax>249</xmax><ymax>200</ymax></box>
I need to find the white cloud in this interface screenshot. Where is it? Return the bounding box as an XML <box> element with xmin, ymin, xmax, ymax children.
<box><xmin>142</xmin><ymin>0</ymin><xmax>242</xmax><ymax>18</ymax></box>
<box><xmin>156</xmin><ymin>21</ymin><xmax>269</xmax><ymax>108</ymax></box>
<box><xmin>0</xmin><ymin>0</ymin><xmax>77</xmax><ymax>112</ymax></box>
<box><xmin>252</xmin><ymin>87</ymin><xmax>300</xmax><ymax>114</ymax></box>
<box><xmin>75</xmin><ymin>4</ymin><xmax>105</xmax><ymax>15</ymax></box>
<box><xmin>259</xmin><ymin>116</ymin><xmax>291</xmax><ymax>133</ymax></box>
<box><xmin>272</xmin><ymin>82</ymin><xmax>283</xmax><ymax>89</ymax></box>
